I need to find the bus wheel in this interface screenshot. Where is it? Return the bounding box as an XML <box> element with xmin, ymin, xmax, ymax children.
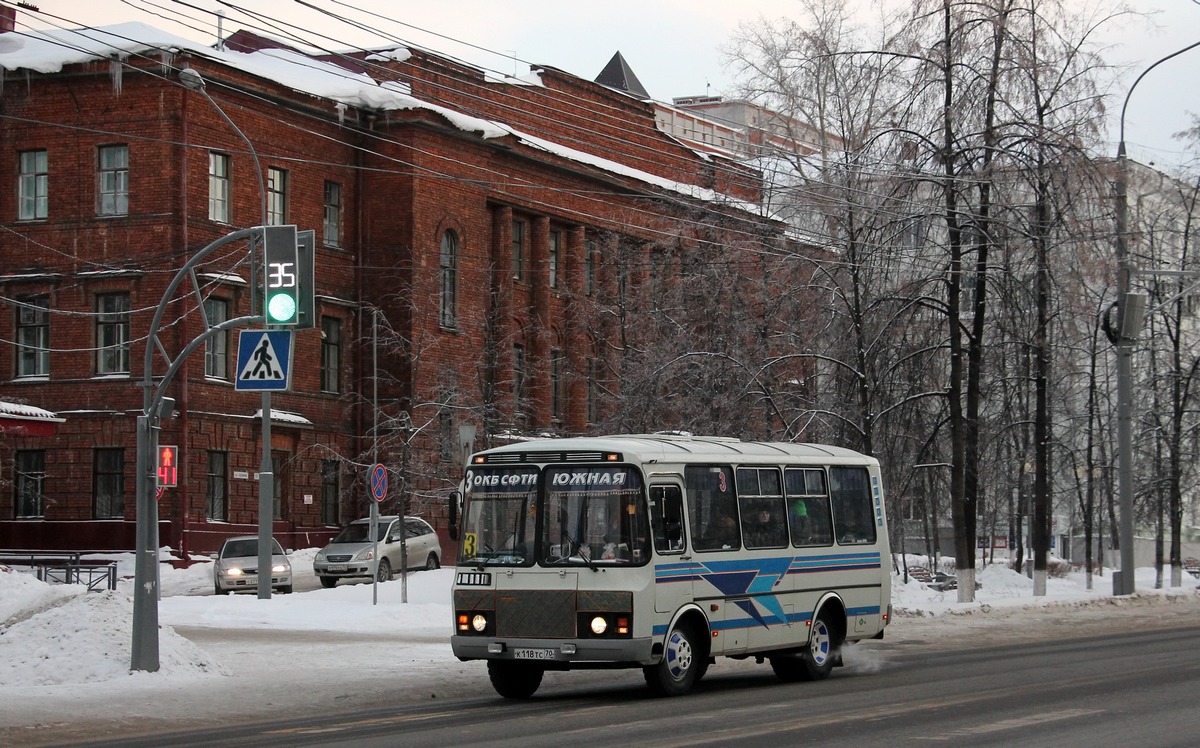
<box><xmin>644</xmin><ymin>623</ymin><xmax>701</xmax><ymax>696</ymax></box>
<box><xmin>488</xmin><ymin>661</ymin><xmax>544</xmax><ymax>699</ymax></box>
<box><xmin>800</xmin><ymin>611</ymin><xmax>837</xmax><ymax>680</ymax></box>
<box><xmin>769</xmin><ymin>654</ymin><xmax>807</xmax><ymax>682</ymax></box>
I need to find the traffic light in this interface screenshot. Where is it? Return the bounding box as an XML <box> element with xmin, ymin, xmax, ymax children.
<box><xmin>157</xmin><ymin>445</ymin><xmax>178</xmax><ymax>488</ymax></box>
<box><xmin>262</xmin><ymin>225</ymin><xmax>300</xmax><ymax>325</ymax></box>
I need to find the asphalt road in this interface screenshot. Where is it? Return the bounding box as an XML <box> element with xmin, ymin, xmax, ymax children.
<box><xmin>57</xmin><ymin>617</ymin><xmax>1200</xmax><ymax>748</ymax></box>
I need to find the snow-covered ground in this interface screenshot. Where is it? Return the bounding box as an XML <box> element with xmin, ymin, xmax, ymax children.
<box><xmin>2</xmin><ymin>549</ymin><xmax>1198</xmax><ymax>744</ymax></box>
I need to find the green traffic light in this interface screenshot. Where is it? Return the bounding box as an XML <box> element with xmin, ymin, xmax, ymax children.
<box><xmin>267</xmin><ymin>292</ymin><xmax>297</xmax><ymax>323</ymax></box>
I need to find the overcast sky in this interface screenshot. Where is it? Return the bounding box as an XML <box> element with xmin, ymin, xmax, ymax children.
<box><xmin>21</xmin><ymin>0</ymin><xmax>1200</xmax><ymax>168</ymax></box>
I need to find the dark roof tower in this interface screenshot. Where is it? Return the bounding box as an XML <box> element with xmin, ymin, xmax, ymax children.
<box><xmin>595</xmin><ymin>51</ymin><xmax>650</xmax><ymax>99</ymax></box>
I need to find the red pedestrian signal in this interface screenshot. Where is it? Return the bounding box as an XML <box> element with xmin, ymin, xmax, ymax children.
<box><xmin>157</xmin><ymin>445</ymin><xmax>179</xmax><ymax>488</ymax></box>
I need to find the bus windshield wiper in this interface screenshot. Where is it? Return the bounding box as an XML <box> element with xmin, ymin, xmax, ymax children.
<box><xmin>562</xmin><ymin>530</ymin><xmax>598</xmax><ymax>572</ymax></box>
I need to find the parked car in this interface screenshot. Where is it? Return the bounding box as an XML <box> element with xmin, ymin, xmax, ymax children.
<box><xmin>212</xmin><ymin>535</ymin><xmax>292</xmax><ymax>595</ymax></box>
<box><xmin>313</xmin><ymin>515</ymin><xmax>442</xmax><ymax>588</ymax></box>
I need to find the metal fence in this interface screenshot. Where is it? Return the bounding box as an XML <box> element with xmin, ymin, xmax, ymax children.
<box><xmin>1</xmin><ymin>551</ymin><xmax>119</xmax><ymax>592</ymax></box>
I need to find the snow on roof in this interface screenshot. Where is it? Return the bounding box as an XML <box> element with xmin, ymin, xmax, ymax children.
<box><xmin>0</xmin><ymin>22</ymin><xmax>755</xmax><ymax>210</ymax></box>
<box><xmin>0</xmin><ymin>401</ymin><xmax>64</xmax><ymax>422</ymax></box>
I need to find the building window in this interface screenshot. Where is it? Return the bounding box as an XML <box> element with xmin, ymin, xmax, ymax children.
<box><xmin>513</xmin><ymin>343</ymin><xmax>527</xmax><ymax>428</ymax></box>
<box><xmin>93</xmin><ymin>448</ymin><xmax>125</xmax><ymax>519</ymax></box>
<box><xmin>585</xmin><ymin>240</ymin><xmax>597</xmax><ymax>296</ymax></box>
<box><xmin>321</xmin><ymin>459</ymin><xmax>339</xmax><ymax>526</ymax></box>
<box><xmin>96</xmin><ymin>293</ymin><xmax>131</xmax><ymax>375</ymax></box>
<box><xmin>587</xmin><ymin>357</ymin><xmax>598</xmax><ymax>424</ymax></box>
<box><xmin>549</xmin><ymin>230</ymin><xmax>560</xmax><ymax>289</ymax></box>
<box><xmin>271</xmin><ymin>452</ymin><xmax>288</xmax><ymax>519</ymax></box>
<box><xmin>204</xmin><ymin>298</ymin><xmax>228</xmax><ymax>379</ymax></box>
<box><xmin>208</xmin><ymin>152</ymin><xmax>230</xmax><ymax>223</ymax></box>
<box><xmin>16</xmin><ymin>296</ymin><xmax>50</xmax><ymax>378</ymax></box>
<box><xmin>439</xmin><ymin>409</ymin><xmax>454</xmax><ymax>464</ymax></box>
<box><xmin>206</xmin><ymin>451</ymin><xmax>227</xmax><ymax>521</ymax></box>
<box><xmin>323</xmin><ymin>181</ymin><xmax>341</xmax><ymax>247</ymax></box>
<box><xmin>97</xmin><ymin>144</ymin><xmax>128</xmax><ymax>216</ymax></box>
<box><xmin>18</xmin><ymin>149</ymin><xmax>48</xmax><ymax>220</ymax></box>
<box><xmin>440</xmin><ymin>229</ymin><xmax>458</xmax><ymax>328</ymax></box>
<box><xmin>14</xmin><ymin>450</ymin><xmax>46</xmax><ymax>519</ymax></box>
<box><xmin>321</xmin><ymin>316</ymin><xmax>341</xmax><ymax>393</ymax></box>
<box><xmin>550</xmin><ymin>349</ymin><xmax>565</xmax><ymax>424</ymax></box>
<box><xmin>512</xmin><ymin>219</ymin><xmax>525</xmax><ymax>281</ymax></box>
<box><xmin>267</xmin><ymin>167</ymin><xmax>288</xmax><ymax>225</ymax></box>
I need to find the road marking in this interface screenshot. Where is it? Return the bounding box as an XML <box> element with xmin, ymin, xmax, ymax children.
<box><xmin>917</xmin><ymin>708</ymin><xmax>1105</xmax><ymax>740</ymax></box>
<box><xmin>264</xmin><ymin>710</ymin><xmax>455</xmax><ymax>735</ymax></box>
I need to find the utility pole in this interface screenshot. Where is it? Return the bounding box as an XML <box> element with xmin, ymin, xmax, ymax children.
<box><xmin>1111</xmin><ymin>39</ymin><xmax>1200</xmax><ymax>596</ymax></box>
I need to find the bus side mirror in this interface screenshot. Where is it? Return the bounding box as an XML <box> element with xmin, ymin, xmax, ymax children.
<box><xmin>448</xmin><ymin>490</ymin><xmax>462</xmax><ymax>541</ymax></box>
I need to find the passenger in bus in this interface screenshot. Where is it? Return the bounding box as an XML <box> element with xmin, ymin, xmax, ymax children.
<box><xmin>790</xmin><ymin>498</ymin><xmax>832</xmax><ymax>545</ymax></box>
<box><xmin>704</xmin><ymin>513</ymin><xmax>739</xmax><ymax>549</ymax></box>
<box><xmin>602</xmin><ymin>512</ymin><xmax>628</xmax><ymax>560</ymax></box>
<box><xmin>790</xmin><ymin>498</ymin><xmax>811</xmax><ymax>541</ymax></box>
<box><xmin>744</xmin><ymin>507</ymin><xmax>772</xmax><ymax>548</ymax></box>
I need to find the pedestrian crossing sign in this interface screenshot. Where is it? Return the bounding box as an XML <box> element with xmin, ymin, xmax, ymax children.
<box><xmin>235</xmin><ymin>330</ymin><xmax>294</xmax><ymax>391</ymax></box>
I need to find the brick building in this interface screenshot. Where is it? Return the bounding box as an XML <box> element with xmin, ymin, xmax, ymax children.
<box><xmin>0</xmin><ymin>21</ymin><xmax>785</xmax><ymax>555</ymax></box>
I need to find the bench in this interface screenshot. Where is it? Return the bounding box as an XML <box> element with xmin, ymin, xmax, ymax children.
<box><xmin>1184</xmin><ymin>558</ymin><xmax>1200</xmax><ymax>578</ymax></box>
<box><xmin>907</xmin><ymin>566</ymin><xmax>934</xmax><ymax>583</ymax></box>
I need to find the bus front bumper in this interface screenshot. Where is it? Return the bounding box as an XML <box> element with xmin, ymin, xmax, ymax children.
<box><xmin>451</xmin><ymin>635</ymin><xmax>656</xmax><ymax>666</ymax></box>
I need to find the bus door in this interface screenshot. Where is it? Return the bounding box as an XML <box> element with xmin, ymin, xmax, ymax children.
<box><xmin>649</xmin><ymin>482</ymin><xmax>691</xmax><ymax>616</ymax></box>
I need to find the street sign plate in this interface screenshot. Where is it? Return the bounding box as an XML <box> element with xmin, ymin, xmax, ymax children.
<box><xmin>235</xmin><ymin>330</ymin><xmax>294</xmax><ymax>391</ymax></box>
<box><xmin>369</xmin><ymin>463</ymin><xmax>388</xmax><ymax>502</ymax></box>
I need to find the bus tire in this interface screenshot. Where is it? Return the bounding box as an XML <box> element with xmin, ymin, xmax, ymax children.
<box><xmin>800</xmin><ymin>611</ymin><xmax>837</xmax><ymax>680</ymax></box>
<box><xmin>644</xmin><ymin>622</ymin><xmax>701</xmax><ymax>696</ymax></box>
<box><xmin>769</xmin><ymin>654</ymin><xmax>807</xmax><ymax>682</ymax></box>
<box><xmin>488</xmin><ymin>661</ymin><xmax>544</xmax><ymax>699</ymax></box>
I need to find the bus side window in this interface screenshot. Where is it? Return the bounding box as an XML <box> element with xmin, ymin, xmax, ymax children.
<box><xmin>685</xmin><ymin>465</ymin><xmax>740</xmax><ymax>552</ymax></box>
<box><xmin>785</xmin><ymin>468</ymin><xmax>833</xmax><ymax>547</ymax></box>
<box><xmin>830</xmin><ymin>466</ymin><xmax>876</xmax><ymax>545</ymax></box>
<box><xmin>650</xmin><ymin>485</ymin><xmax>686</xmax><ymax>553</ymax></box>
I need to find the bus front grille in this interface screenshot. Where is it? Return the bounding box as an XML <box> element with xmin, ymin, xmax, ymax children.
<box><xmin>497</xmin><ymin>590</ymin><xmax>576</xmax><ymax>638</ymax></box>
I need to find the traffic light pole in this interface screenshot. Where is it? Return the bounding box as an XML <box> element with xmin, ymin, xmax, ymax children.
<box><xmin>132</xmin><ymin>228</ymin><xmax>264</xmax><ymax>672</ymax></box>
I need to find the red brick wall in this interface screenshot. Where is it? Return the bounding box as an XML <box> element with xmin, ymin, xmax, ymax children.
<box><xmin>0</xmin><ymin>40</ymin><xmax>781</xmax><ymax>553</ymax></box>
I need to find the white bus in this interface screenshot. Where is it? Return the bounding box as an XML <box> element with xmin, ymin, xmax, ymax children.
<box><xmin>448</xmin><ymin>435</ymin><xmax>892</xmax><ymax>698</ymax></box>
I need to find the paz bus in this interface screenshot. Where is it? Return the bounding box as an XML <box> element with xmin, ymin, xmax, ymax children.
<box><xmin>448</xmin><ymin>434</ymin><xmax>891</xmax><ymax>698</ymax></box>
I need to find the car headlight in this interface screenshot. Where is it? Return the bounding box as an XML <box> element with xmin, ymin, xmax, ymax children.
<box><xmin>271</xmin><ymin>563</ymin><xmax>288</xmax><ymax>574</ymax></box>
<box><xmin>353</xmin><ymin>548</ymin><xmax>374</xmax><ymax>561</ymax></box>
<box><xmin>314</xmin><ymin>550</ymin><xmax>326</xmax><ymax>562</ymax></box>
<box><xmin>225</xmin><ymin>567</ymin><xmax>243</xmax><ymax>577</ymax></box>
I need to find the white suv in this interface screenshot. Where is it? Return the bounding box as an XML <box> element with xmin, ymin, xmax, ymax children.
<box><xmin>313</xmin><ymin>515</ymin><xmax>442</xmax><ymax>588</ymax></box>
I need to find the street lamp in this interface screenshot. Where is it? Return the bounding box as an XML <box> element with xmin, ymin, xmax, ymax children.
<box><xmin>1111</xmin><ymin>39</ymin><xmax>1200</xmax><ymax>596</ymax></box>
<box><xmin>179</xmin><ymin>66</ymin><xmax>278</xmax><ymax>602</ymax></box>
<box><xmin>178</xmin><ymin>67</ymin><xmax>267</xmax><ymax>222</ymax></box>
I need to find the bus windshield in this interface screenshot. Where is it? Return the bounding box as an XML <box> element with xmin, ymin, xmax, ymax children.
<box><xmin>542</xmin><ymin>466</ymin><xmax>649</xmax><ymax>567</ymax></box>
<box><xmin>458</xmin><ymin>464</ymin><xmax>651</xmax><ymax>568</ymax></box>
<box><xmin>459</xmin><ymin>467</ymin><xmax>538</xmax><ymax>568</ymax></box>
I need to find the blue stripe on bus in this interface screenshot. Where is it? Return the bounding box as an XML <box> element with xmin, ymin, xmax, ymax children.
<box><xmin>650</xmin><ymin>606</ymin><xmax>883</xmax><ymax>637</ymax></box>
<box><xmin>653</xmin><ymin>552</ymin><xmax>881</xmax><ymax>586</ymax></box>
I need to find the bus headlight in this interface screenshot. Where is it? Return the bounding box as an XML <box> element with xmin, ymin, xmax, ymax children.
<box><xmin>590</xmin><ymin>616</ymin><xmax>608</xmax><ymax>635</ymax></box>
<box><xmin>472</xmin><ymin>614</ymin><xmax>488</xmax><ymax>632</ymax></box>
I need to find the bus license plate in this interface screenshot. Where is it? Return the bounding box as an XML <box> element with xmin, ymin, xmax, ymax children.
<box><xmin>513</xmin><ymin>648</ymin><xmax>555</xmax><ymax>660</ymax></box>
